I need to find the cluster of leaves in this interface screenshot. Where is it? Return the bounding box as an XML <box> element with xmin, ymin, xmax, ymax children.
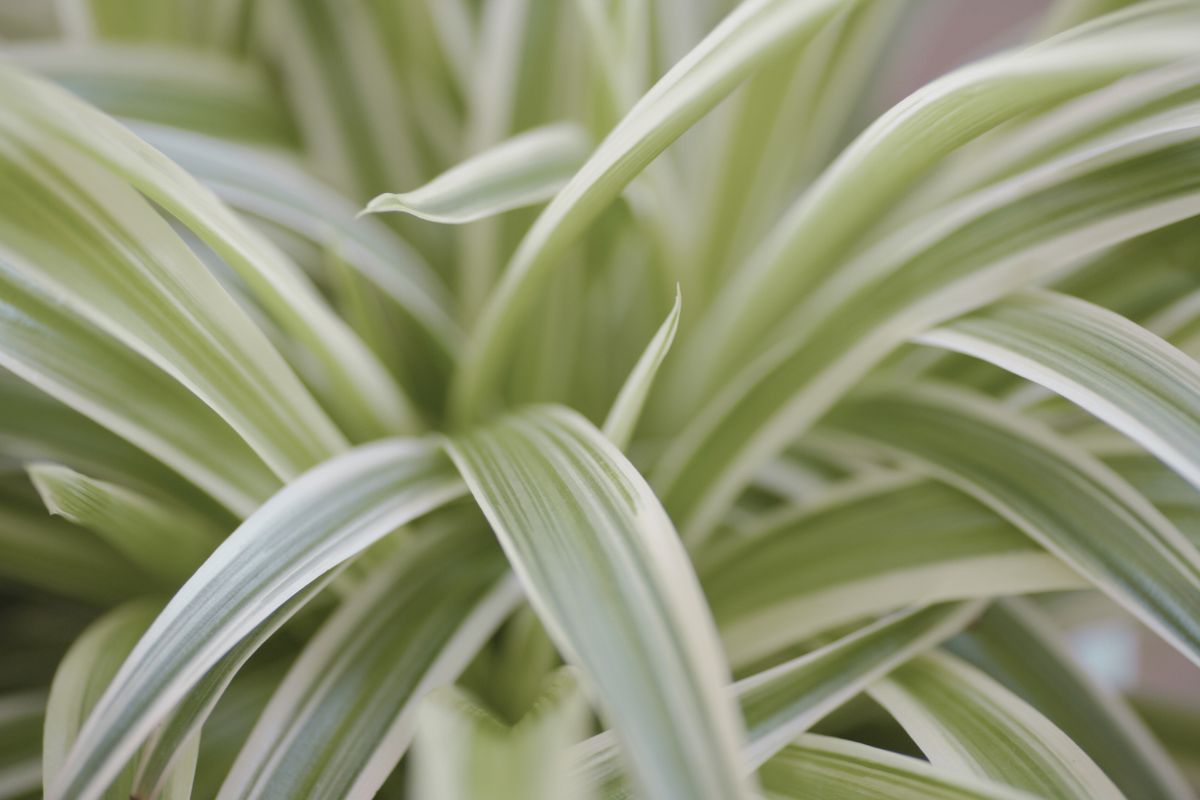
<box><xmin>2</xmin><ymin>0</ymin><xmax>1200</xmax><ymax>798</ymax></box>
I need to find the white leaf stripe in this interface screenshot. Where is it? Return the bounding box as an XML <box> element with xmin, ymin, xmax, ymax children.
<box><xmin>870</xmin><ymin>652</ymin><xmax>1126</xmax><ymax>800</ymax></box>
<box><xmin>452</xmin><ymin>0</ymin><xmax>857</xmax><ymax>421</ymax></box>
<box><xmin>919</xmin><ymin>290</ymin><xmax>1200</xmax><ymax>492</ymax></box>
<box><xmin>657</xmin><ymin>107</ymin><xmax>1200</xmax><ymax>542</ymax></box>
<box><xmin>446</xmin><ymin>406</ymin><xmax>754</xmax><ymax>800</ymax></box>
<box><xmin>42</xmin><ymin>602</ymin><xmax>157</xmax><ymax>800</ymax></box>
<box><xmin>689</xmin><ymin>16</ymin><xmax>1200</xmax><ymax>395</ymax></box>
<box><xmin>217</xmin><ymin>531</ymin><xmax>520</xmax><ymax>800</ymax></box>
<box><xmin>950</xmin><ymin>599</ymin><xmax>1196</xmax><ymax>800</ymax></box>
<box><xmin>0</xmin><ymin>66</ymin><xmax>413</xmax><ymax>442</ymax></box>
<box><xmin>365</xmin><ymin>123</ymin><xmax>591</xmax><ymax>224</ymax></box>
<box><xmin>0</xmin><ymin>236</ymin><xmax>278</xmax><ymax>517</ymax></box>
<box><xmin>577</xmin><ymin>601</ymin><xmax>984</xmax><ymax>791</ymax></box>
<box><xmin>826</xmin><ymin>383</ymin><xmax>1200</xmax><ymax>667</ymax></box>
<box><xmin>48</xmin><ymin>438</ymin><xmax>465</xmax><ymax>800</ymax></box>
<box><xmin>136</xmin><ymin>124</ymin><xmax>463</xmax><ymax>359</ymax></box>
<box><xmin>703</xmin><ymin>477</ymin><xmax>1082</xmax><ymax>666</ymax></box>
<box><xmin>0</xmin><ymin>103</ymin><xmax>346</xmax><ymax>476</ymax></box>
<box><xmin>760</xmin><ymin>734</ymin><xmax>1041</xmax><ymax>800</ymax></box>
<box><xmin>738</xmin><ymin>602</ymin><xmax>983</xmax><ymax>768</ymax></box>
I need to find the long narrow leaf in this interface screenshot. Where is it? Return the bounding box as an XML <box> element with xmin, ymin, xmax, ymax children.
<box><xmin>870</xmin><ymin>652</ymin><xmax>1125</xmax><ymax>799</ymax></box>
<box><xmin>825</xmin><ymin>383</ymin><xmax>1200</xmax><ymax>666</ymax></box>
<box><xmin>446</xmin><ymin>406</ymin><xmax>754</xmax><ymax>800</ymax></box>
<box><xmin>919</xmin><ymin>290</ymin><xmax>1200</xmax><ymax>493</ymax></box>
<box><xmin>366</xmin><ymin>123</ymin><xmax>591</xmax><ymax>224</ymax></box>
<box><xmin>217</xmin><ymin>529</ymin><xmax>520</xmax><ymax>800</ymax></box>
<box><xmin>48</xmin><ymin>438</ymin><xmax>465</xmax><ymax>800</ymax></box>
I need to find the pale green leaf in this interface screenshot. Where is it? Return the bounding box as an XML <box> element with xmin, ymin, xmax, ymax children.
<box><xmin>0</xmin><ymin>43</ymin><xmax>297</xmax><ymax>144</ymax></box>
<box><xmin>28</xmin><ymin>462</ymin><xmax>221</xmax><ymax>587</ymax></box>
<box><xmin>576</xmin><ymin>601</ymin><xmax>984</xmax><ymax>793</ymax></box>
<box><xmin>43</xmin><ymin>601</ymin><xmax>157</xmax><ymax>800</ymax></box>
<box><xmin>136</xmin><ymin>124</ymin><xmax>462</xmax><ymax>361</ymax></box>
<box><xmin>411</xmin><ymin>668</ymin><xmax>593</xmax><ymax>800</ymax></box>
<box><xmin>446</xmin><ymin>406</ymin><xmax>754</xmax><ymax>800</ymax></box>
<box><xmin>657</xmin><ymin>89</ymin><xmax>1200</xmax><ymax>542</ymax></box>
<box><xmin>687</xmin><ymin>9</ymin><xmax>1200</xmax><ymax>393</ymax></box>
<box><xmin>703</xmin><ymin>476</ymin><xmax>1083</xmax><ymax>666</ymax></box>
<box><xmin>603</xmin><ymin>285</ymin><xmax>681</xmax><ymax>449</ymax></box>
<box><xmin>870</xmin><ymin>651</ymin><xmax>1125</xmax><ymax>799</ymax></box>
<box><xmin>0</xmin><ymin>66</ymin><xmax>413</xmax><ymax>442</ymax></box>
<box><xmin>0</xmin><ymin>480</ymin><xmax>150</xmax><ymax>605</ymax></box>
<box><xmin>951</xmin><ymin>599</ymin><xmax>1196</xmax><ymax>800</ymax></box>
<box><xmin>452</xmin><ymin>0</ymin><xmax>861</xmax><ymax>421</ymax></box>
<box><xmin>759</xmin><ymin>734</ymin><xmax>1039</xmax><ymax>800</ymax></box>
<box><xmin>825</xmin><ymin>383</ymin><xmax>1200</xmax><ymax>666</ymax></box>
<box><xmin>48</xmin><ymin>438</ymin><xmax>465</xmax><ymax>800</ymax></box>
<box><xmin>738</xmin><ymin>602</ymin><xmax>983</xmax><ymax>769</ymax></box>
<box><xmin>366</xmin><ymin>122</ymin><xmax>591</xmax><ymax>224</ymax></box>
<box><xmin>0</xmin><ymin>254</ymin><xmax>279</xmax><ymax>516</ymax></box>
<box><xmin>919</xmin><ymin>290</ymin><xmax>1200</xmax><ymax>493</ymax></box>
<box><xmin>217</xmin><ymin>528</ymin><xmax>520</xmax><ymax>800</ymax></box>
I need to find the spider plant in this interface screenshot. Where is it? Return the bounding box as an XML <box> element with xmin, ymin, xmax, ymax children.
<box><xmin>2</xmin><ymin>0</ymin><xmax>1200</xmax><ymax>797</ymax></box>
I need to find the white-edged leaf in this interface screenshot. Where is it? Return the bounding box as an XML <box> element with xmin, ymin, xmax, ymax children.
<box><xmin>48</xmin><ymin>438</ymin><xmax>466</xmax><ymax>800</ymax></box>
<box><xmin>452</xmin><ymin>0</ymin><xmax>859</xmax><ymax>421</ymax></box>
<box><xmin>870</xmin><ymin>651</ymin><xmax>1126</xmax><ymax>799</ymax></box>
<box><xmin>0</xmin><ymin>255</ymin><xmax>278</xmax><ymax>516</ymax></box>
<box><xmin>411</xmin><ymin>668</ymin><xmax>593</xmax><ymax>800</ymax></box>
<box><xmin>135</xmin><ymin>123</ymin><xmax>463</xmax><ymax>361</ymax></box>
<box><xmin>366</xmin><ymin>122</ymin><xmax>591</xmax><ymax>224</ymax></box>
<box><xmin>688</xmin><ymin>10</ymin><xmax>1200</xmax><ymax>392</ymax></box>
<box><xmin>919</xmin><ymin>290</ymin><xmax>1200</xmax><ymax>494</ymax></box>
<box><xmin>603</xmin><ymin>285</ymin><xmax>681</xmax><ymax>449</ymax></box>
<box><xmin>951</xmin><ymin>599</ymin><xmax>1196</xmax><ymax>800</ymax></box>
<box><xmin>738</xmin><ymin>602</ymin><xmax>983</xmax><ymax>769</ymax></box>
<box><xmin>576</xmin><ymin>601</ymin><xmax>983</xmax><ymax>792</ymax></box>
<box><xmin>28</xmin><ymin>462</ymin><xmax>221</xmax><ymax>587</ymax></box>
<box><xmin>0</xmin><ymin>43</ymin><xmax>297</xmax><ymax>145</ymax></box>
<box><xmin>759</xmin><ymin>734</ymin><xmax>1039</xmax><ymax>800</ymax></box>
<box><xmin>657</xmin><ymin>92</ymin><xmax>1200</xmax><ymax>542</ymax></box>
<box><xmin>446</xmin><ymin>406</ymin><xmax>754</xmax><ymax>800</ymax></box>
<box><xmin>703</xmin><ymin>476</ymin><xmax>1083</xmax><ymax>666</ymax></box>
<box><xmin>825</xmin><ymin>382</ymin><xmax>1200</xmax><ymax>666</ymax></box>
<box><xmin>0</xmin><ymin>65</ymin><xmax>414</xmax><ymax>442</ymax></box>
<box><xmin>43</xmin><ymin>601</ymin><xmax>157</xmax><ymax>799</ymax></box>
<box><xmin>217</xmin><ymin>529</ymin><xmax>520</xmax><ymax>800</ymax></box>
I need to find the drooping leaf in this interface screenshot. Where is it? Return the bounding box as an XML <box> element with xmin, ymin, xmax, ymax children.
<box><xmin>950</xmin><ymin>599</ymin><xmax>1196</xmax><ymax>800</ymax></box>
<box><xmin>919</xmin><ymin>290</ymin><xmax>1200</xmax><ymax>493</ymax></box>
<box><xmin>703</xmin><ymin>476</ymin><xmax>1082</xmax><ymax>666</ymax></box>
<box><xmin>48</xmin><ymin>438</ymin><xmax>465</xmax><ymax>800</ymax></box>
<box><xmin>759</xmin><ymin>734</ymin><xmax>1039</xmax><ymax>800</ymax></box>
<box><xmin>217</xmin><ymin>528</ymin><xmax>520</xmax><ymax>800</ymax></box>
<box><xmin>870</xmin><ymin>651</ymin><xmax>1125</xmax><ymax>800</ymax></box>
<box><xmin>446</xmin><ymin>406</ymin><xmax>754</xmax><ymax>800</ymax></box>
<box><xmin>825</xmin><ymin>383</ymin><xmax>1200</xmax><ymax>666</ymax></box>
<box><xmin>28</xmin><ymin>463</ymin><xmax>221</xmax><ymax>587</ymax></box>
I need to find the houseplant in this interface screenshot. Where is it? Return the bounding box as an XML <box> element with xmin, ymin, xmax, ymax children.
<box><xmin>1</xmin><ymin>0</ymin><xmax>1199</xmax><ymax>797</ymax></box>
